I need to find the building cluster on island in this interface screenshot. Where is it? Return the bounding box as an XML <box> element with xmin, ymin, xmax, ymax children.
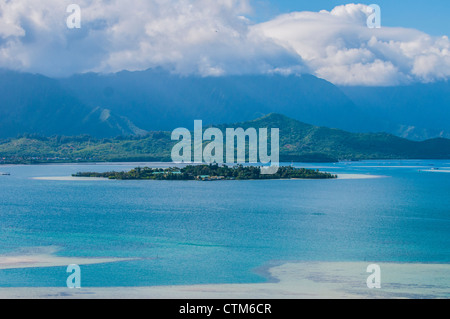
<box><xmin>72</xmin><ymin>164</ymin><xmax>338</xmax><ymax>181</ymax></box>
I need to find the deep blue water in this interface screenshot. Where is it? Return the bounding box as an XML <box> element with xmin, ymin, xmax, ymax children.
<box><xmin>0</xmin><ymin>160</ymin><xmax>449</xmax><ymax>287</ymax></box>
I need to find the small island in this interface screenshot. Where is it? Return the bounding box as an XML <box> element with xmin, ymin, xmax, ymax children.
<box><xmin>72</xmin><ymin>164</ymin><xmax>337</xmax><ymax>181</ymax></box>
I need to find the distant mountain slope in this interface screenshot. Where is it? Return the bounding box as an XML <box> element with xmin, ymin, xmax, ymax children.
<box><xmin>1</xmin><ymin>69</ymin><xmax>449</xmax><ymax>140</ymax></box>
<box><xmin>235</xmin><ymin>114</ymin><xmax>450</xmax><ymax>160</ymax></box>
<box><xmin>60</xmin><ymin>69</ymin><xmax>362</xmax><ymax>133</ymax></box>
<box><xmin>0</xmin><ymin>70</ymin><xmax>146</xmax><ymax>138</ymax></box>
<box><xmin>341</xmin><ymin>82</ymin><xmax>450</xmax><ymax>140</ymax></box>
<box><xmin>1</xmin><ymin>114</ymin><xmax>449</xmax><ymax>164</ymax></box>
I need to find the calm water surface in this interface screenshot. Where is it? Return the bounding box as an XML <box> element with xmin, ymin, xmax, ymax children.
<box><xmin>0</xmin><ymin>160</ymin><xmax>449</xmax><ymax>287</ymax></box>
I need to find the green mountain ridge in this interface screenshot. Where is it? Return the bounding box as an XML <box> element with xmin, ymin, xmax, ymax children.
<box><xmin>247</xmin><ymin>113</ymin><xmax>450</xmax><ymax>160</ymax></box>
<box><xmin>2</xmin><ymin>69</ymin><xmax>449</xmax><ymax>140</ymax></box>
<box><xmin>1</xmin><ymin>113</ymin><xmax>449</xmax><ymax>164</ymax></box>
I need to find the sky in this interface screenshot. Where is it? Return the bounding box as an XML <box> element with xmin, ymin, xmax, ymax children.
<box><xmin>0</xmin><ymin>0</ymin><xmax>449</xmax><ymax>86</ymax></box>
<box><xmin>267</xmin><ymin>0</ymin><xmax>450</xmax><ymax>36</ymax></box>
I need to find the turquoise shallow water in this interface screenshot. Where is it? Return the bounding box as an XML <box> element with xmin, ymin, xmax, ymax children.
<box><xmin>0</xmin><ymin>160</ymin><xmax>449</xmax><ymax>287</ymax></box>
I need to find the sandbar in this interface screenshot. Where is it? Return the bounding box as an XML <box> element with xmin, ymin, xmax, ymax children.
<box><xmin>336</xmin><ymin>174</ymin><xmax>386</xmax><ymax>180</ymax></box>
<box><xmin>32</xmin><ymin>176</ymin><xmax>109</xmax><ymax>181</ymax></box>
<box><xmin>421</xmin><ymin>169</ymin><xmax>450</xmax><ymax>173</ymax></box>
<box><xmin>0</xmin><ymin>262</ymin><xmax>448</xmax><ymax>299</ymax></box>
<box><xmin>0</xmin><ymin>247</ymin><xmax>135</xmax><ymax>270</ymax></box>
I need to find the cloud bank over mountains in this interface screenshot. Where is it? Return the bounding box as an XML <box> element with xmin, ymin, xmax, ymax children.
<box><xmin>255</xmin><ymin>4</ymin><xmax>450</xmax><ymax>85</ymax></box>
<box><xmin>0</xmin><ymin>1</ymin><xmax>449</xmax><ymax>85</ymax></box>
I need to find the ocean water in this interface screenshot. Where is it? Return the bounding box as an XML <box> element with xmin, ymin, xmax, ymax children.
<box><xmin>0</xmin><ymin>160</ymin><xmax>449</xmax><ymax>287</ymax></box>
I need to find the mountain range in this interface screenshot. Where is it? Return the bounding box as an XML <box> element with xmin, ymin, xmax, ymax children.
<box><xmin>1</xmin><ymin>113</ymin><xmax>449</xmax><ymax>164</ymax></box>
<box><xmin>0</xmin><ymin>68</ymin><xmax>449</xmax><ymax>140</ymax></box>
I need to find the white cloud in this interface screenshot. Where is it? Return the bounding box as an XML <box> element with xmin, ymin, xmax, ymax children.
<box><xmin>0</xmin><ymin>1</ymin><xmax>448</xmax><ymax>86</ymax></box>
<box><xmin>252</xmin><ymin>4</ymin><xmax>450</xmax><ymax>85</ymax></box>
<box><xmin>0</xmin><ymin>0</ymin><xmax>303</xmax><ymax>77</ymax></box>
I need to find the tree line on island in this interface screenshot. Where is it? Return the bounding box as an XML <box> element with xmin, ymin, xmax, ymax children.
<box><xmin>73</xmin><ymin>164</ymin><xmax>337</xmax><ymax>181</ymax></box>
